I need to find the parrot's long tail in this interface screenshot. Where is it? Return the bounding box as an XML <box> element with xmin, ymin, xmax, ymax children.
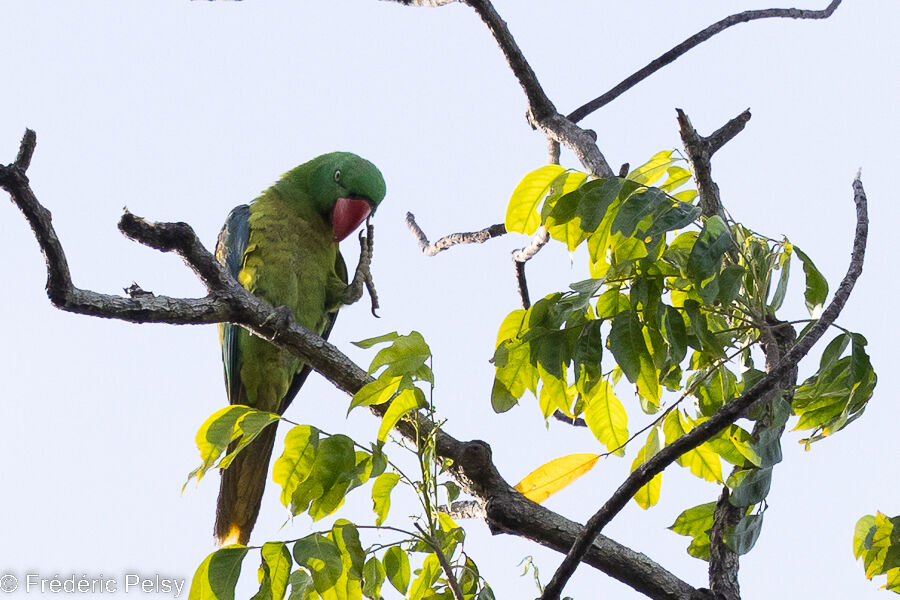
<box><xmin>214</xmin><ymin>422</ymin><xmax>279</xmax><ymax>546</ymax></box>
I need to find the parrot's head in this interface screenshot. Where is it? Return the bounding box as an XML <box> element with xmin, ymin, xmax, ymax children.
<box><xmin>284</xmin><ymin>152</ymin><xmax>386</xmax><ymax>242</ymax></box>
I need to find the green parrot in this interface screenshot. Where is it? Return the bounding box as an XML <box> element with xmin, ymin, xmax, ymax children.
<box><xmin>214</xmin><ymin>152</ymin><xmax>385</xmax><ymax>546</ymax></box>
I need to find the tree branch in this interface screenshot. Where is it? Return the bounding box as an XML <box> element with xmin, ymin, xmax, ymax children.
<box><xmin>677</xmin><ymin>108</ymin><xmax>751</xmax><ymax>218</ymax></box>
<box><xmin>540</xmin><ymin>172</ymin><xmax>868</xmax><ymax>600</ymax></box>
<box><xmin>2</xmin><ymin>132</ymin><xmax>700</xmax><ymax>600</ymax></box>
<box><xmin>405</xmin><ymin>212</ymin><xmax>506</xmax><ymax>256</ymax></box>
<box><xmin>460</xmin><ymin>0</ymin><xmax>614</xmax><ymax>177</ymax></box>
<box><xmin>567</xmin><ymin>0</ymin><xmax>843</xmax><ymax>123</ymax></box>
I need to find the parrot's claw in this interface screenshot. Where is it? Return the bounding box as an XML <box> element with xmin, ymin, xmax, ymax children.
<box><xmin>342</xmin><ymin>221</ymin><xmax>379</xmax><ymax>315</ymax></box>
<box><xmin>262</xmin><ymin>305</ymin><xmax>295</xmax><ymax>341</ymax></box>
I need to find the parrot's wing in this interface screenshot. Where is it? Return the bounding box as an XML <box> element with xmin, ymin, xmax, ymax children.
<box><xmin>278</xmin><ymin>250</ymin><xmax>348</xmax><ymax>414</ymax></box>
<box><xmin>216</xmin><ymin>204</ymin><xmax>251</xmax><ymax>406</ymax></box>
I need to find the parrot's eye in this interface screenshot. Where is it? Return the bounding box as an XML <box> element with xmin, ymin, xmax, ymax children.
<box><xmin>333</xmin><ymin>169</ymin><xmax>342</xmax><ymax>183</ymax></box>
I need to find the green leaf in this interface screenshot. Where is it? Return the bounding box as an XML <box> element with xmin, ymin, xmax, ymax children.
<box><xmin>695</xmin><ymin>365</ymin><xmax>737</xmax><ymax>417</ymax></box>
<box><xmin>287</xmin><ymin>570</ymin><xmax>316</xmax><ymax>600</ymax></box>
<box><xmin>707</xmin><ymin>425</ymin><xmax>759</xmax><ymax>466</ymax></box>
<box><xmin>572</xmin><ymin>319</ymin><xmax>604</xmax><ymax>383</ymax></box>
<box><xmin>660</xmin><ymin>305</ymin><xmax>687</xmax><ymax>365</ymax></box>
<box><xmin>189</xmin><ymin>547</ymin><xmax>248</xmax><ymax>600</ymax></box>
<box><xmin>545</xmin><ymin>171</ymin><xmax>591</xmax><ymax>250</ymax></box>
<box><xmin>378</xmin><ymin>387</ymin><xmax>426</xmax><ymax>442</ymax></box>
<box><xmin>627</xmin><ymin>151</ymin><xmax>678</xmax><ymax>186</ymax></box>
<box><xmin>795</xmin><ymin>247</ymin><xmax>829</xmax><ymax>317</ymax></box>
<box><xmin>669</xmin><ymin>502</ymin><xmax>716</xmax><ymax>561</ymax></box>
<box><xmin>728</xmin><ymin>467</ymin><xmax>772</xmax><ymax>506</ymax></box>
<box><xmin>570</xmin><ymin>177</ymin><xmax>624</xmax><ymax>233</ymax></box>
<box><xmin>683</xmin><ymin>300</ymin><xmax>726</xmax><ymax>359</ymax></box>
<box><xmin>282</xmin><ymin>434</ymin><xmax>356</xmax><ymax>520</ymax></box>
<box><xmin>716</xmin><ymin>264</ymin><xmax>745</xmax><ymax>306</ymax></box>
<box><xmin>724</xmin><ymin>513</ymin><xmax>764</xmax><ymax>555</ymax></box>
<box><xmin>663</xmin><ymin>412</ymin><xmax>723</xmax><ymax>483</ymax></box>
<box><xmin>767</xmin><ymin>244</ymin><xmax>791</xmax><ymax>312</ymax></box>
<box><xmin>371</xmin><ymin>472</ymin><xmax>400</xmax><ymax>526</ymax></box>
<box><xmin>492</xmin><ymin>309</ymin><xmax>536</xmax><ymax>412</ymax></box>
<box><xmin>610</xmin><ymin>187</ymin><xmax>667</xmax><ymax>238</ymax></box>
<box><xmin>643</xmin><ymin>201</ymin><xmax>701</xmax><ymax>239</ymax></box>
<box><xmin>362</xmin><ymin>558</ymin><xmax>385</xmax><ymax>600</ymax></box>
<box><xmin>660</xmin><ymin>166</ymin><xmax>693</xmax><ymax>192</ymax></box>
<box><xmin>506</xmin><ymin>165</ymin><xmax>566</xmax><ymax>234</ymax></box>
<box><xmin>408</xmin><ymin>554</ymin><xmax>441</xmax><ymax>600</ymax></box>
<box><xmin>252</xmin><ymin>543</ymin><xmax>293</xmax><ymax>600</ymax></box>
<box><xmin>274</xmin><ymin>426</ymin><xmax>320</xmax><ymax>508</ymax></box>
<box><xmin>608</xmin><ymin>310</ymin><xmax>660</xmax><ymax>407</ymax></box>
<box><xmin>367</xmin><ymin>331</ymin><xmax>431</xmax><ymax>379</ymax></box>
<box><xmin>187</xmin><ymin>406</ymin><xmax>267</xmax><ymax>485</ymax></box>
<box><xmin>350</xmin><ymin>375</ymin><xmax>407</xmax><ymax>413</ymax></box>
<box><xmin>383</xmin><ymin>547</ymin><xmax>410</xmax><ymax>595</ymax></box>
<box><xmin>352</xmin><ymin>332</ymin><xmax>400</xmax><ymax>349</ymax></box>
<box><xmin>537</xmin><ymin>365</ymin><xmax>570</xmax><ymax>419</ymax></box>
<box><xmin>631</xmin><ymin>429</ymin><xmax>662</xmax><ymax>509</ymax></box>
<box><xmin>292</xmin><ymin>534</ymin><xmax>345</xmax><ymax>599</ymax></box>
<box><xmin>854</xmin><ymin>515</ymin><xmax>878</xmax><ymax>558</ymax></box>
<box><xmin>583</xmin><ymin>380</ymin><xmax>628</xmax><ymax>455</ymax></box>
<box><xmin>687</xmin><ymin>215</ymin><xmax>732</xmax><ymax>283</ymax></box>
<box><xmin>670</xmin><ymin>501</ymin><xmax>717</xmax><ymax>537</ymax></box>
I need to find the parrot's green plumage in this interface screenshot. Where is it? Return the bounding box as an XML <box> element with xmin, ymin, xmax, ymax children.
<box><xmin>215</xmin><ymin>152</ymin><xmax>385</xmax><ymax>546</ymax></box>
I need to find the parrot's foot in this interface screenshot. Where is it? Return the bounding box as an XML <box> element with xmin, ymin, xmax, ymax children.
<box><xmin>341</xmin><ymin>221</ymin><xmax>379</xmax><ymax>316</ymax></box>
<box><xmin>262</xmin><ymin>305</ymin><xmax>295</xmax><ymax>340</ymax></box>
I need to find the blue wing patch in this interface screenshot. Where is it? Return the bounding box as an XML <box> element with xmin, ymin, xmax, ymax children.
<box><xmin>216</xmin><ymin>204</ymin><xmax>251</xmax><ymax>405</ymax></box>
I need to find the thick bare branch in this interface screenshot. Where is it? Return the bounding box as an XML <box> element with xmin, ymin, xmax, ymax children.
<box><xmin>541</xmin><ymin>173</ymin><xmax>868</xmax><ymax>600</ymax></box>
<box><xmin>677</xmin><ymin>108</ymin><xmax>752</xmax><ymax>218</ymax></box>
<box><xmin>567</xmin><ymin>0</ymin><xmax>842</xmax><ymax>123</ymax></box>
<box><xmin>460</xmin><ymin>0</ymin><xmax>614</xmax><ymax>177</ymax></box>
<box><xmin>405</xmin><ymin>212</ymin><xmax>506</xmax><ymax>256</ymax></box>
<box><xmin>3</xmin><ymin>132</ymin><xmax>700</xmax><ymax>600</ymax></box>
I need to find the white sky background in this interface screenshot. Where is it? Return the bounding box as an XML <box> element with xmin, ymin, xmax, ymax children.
<box><xmin>1</xmin><ymin>0</ymin><xmax>898</xmax><ymax>598</ymax></box>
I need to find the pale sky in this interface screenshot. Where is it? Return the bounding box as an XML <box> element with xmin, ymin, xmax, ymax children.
<box><xmin>1</xmin><ymin>1</ymin><xmax>898</xmax><ymax>598</ymax></box>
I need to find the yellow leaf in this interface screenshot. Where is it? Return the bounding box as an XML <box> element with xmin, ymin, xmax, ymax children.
<box><xmin>514</xmin><ymin>453</ymin><xmax>600</xmax><ymax>504</ymax></box>
<box><xmin>583</xmin><ymin>381</ymin><xmax>628</xmax><ymax>456</ymax></box>
<box><xmin>537</xmin><ymin>364</ymin><xmax>569</xmax><ymax>419</ymax></box>
<box><xmin>631</xmin><ymin>428</ymin><xmax>662</xmax><ymax>509</ymax></box>
<box><xmin>505</xmin><ymin>165</ymin><xmax>565</xmax><ymax>234</ymax></box>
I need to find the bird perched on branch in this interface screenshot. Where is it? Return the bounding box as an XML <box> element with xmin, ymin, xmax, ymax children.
<box><xmin>214</xmin><ymin>152</ymin><xmax>385</xmax><ymax>546</ymax></box>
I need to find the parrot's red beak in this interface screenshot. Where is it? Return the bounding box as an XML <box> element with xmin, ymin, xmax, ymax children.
<box><xmin>331</xmin><ymin>197</ymin><xmax>372</xmax><ymax>242</ymax></box>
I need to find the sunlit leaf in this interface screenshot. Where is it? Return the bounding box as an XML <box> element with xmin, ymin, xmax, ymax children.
<box><xmin>583</xmin><ymin>380</ymin><xmax>628</xmax><ymax>455</ymax></box>
<box><xmin>383</xmin><ymin>547</ymin><xmax>410</xmax><ymax>595</ymax></box>
<box><xmin>506</xmin><ymin>165</ymin><xmax>566</xmax><ymax>234</ymax></box>
<box><xmin>252</xmin><ymin>543</ymin><xmax>293</xmax><ymax>600</ymax></box>
<box><xmin>367</xmin><ymin>331</ymin><xmax>432</xmax><ymax>379</ymax></box>
<box><xmin>631</xmin><ymin>429</ymin><xmax>662</xmax><ymax>509</ymax></box>
<box><xmin>371</xmin><ymin>472</ymin><xmax>400</xmax><ymax>526</ymax></box>
<box><xmin>378</xmin><ymin>387</ymin><xmax>426</xmax><ymax>442</ymax></box>
<box><xmin>627</xmin><ymin>151</ymin><xmax>678</xmax><ymax>186</ymax></box>
<box><xmin>514</xmin><ymin>453</ymin><xmax>600</xmax><ymax>503</ymax></box>
<box><xmin>795</xmin><ymin>246</ymin><xmax>829</xmax><ymax>317</ymax></box>
<box><xmin>189</xmin><ymin>547</ymin><xmax>248</xmax><ymax>600</ymax></box>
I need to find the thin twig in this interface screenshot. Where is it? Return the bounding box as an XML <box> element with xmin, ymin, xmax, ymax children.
<box><xmin>405</xmin><ymin>212</ymin><xmax>506</xmax><ymax>256</ymax></box>
<box><xmin>414</xmin><ymin>523</ymin><xmax>465</xmax><ymax>600</ymax></box>
<box><xmin>540</xmin><ymin>173</ymin><xmax>868</xmax><ymax>600</ymax></box>
<box><xmin>511</xmin><ymin>225</ymin><xmax>549</xmax><ymax>309</ymax></box>
<box><xmin>567</xmin><ymin>0</ymin><xmax>843</xmax><ymax>123</ymax></box>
